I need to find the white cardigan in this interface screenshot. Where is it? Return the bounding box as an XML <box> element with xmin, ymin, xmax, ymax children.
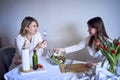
<box><xmin>9</xmin><ymin>32</ymin><xmax>43</xmax><ymax>70</ymax></box>
<box><xmin>65</xmin><ymin>36</ymin><xmax>104</xmax><ymax>63</ymax></box>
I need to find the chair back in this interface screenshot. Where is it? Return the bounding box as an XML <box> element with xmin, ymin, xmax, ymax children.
<box><xmin>1</xmin><ymin>47</ymin><xmax>15</xmax><ymax>72</ymax></box>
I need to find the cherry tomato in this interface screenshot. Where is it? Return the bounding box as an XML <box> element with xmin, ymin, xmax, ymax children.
<box><xmin>37</xmin><ymin>64</ymin><xmax>43</xmax><ymax>68</ymax></box>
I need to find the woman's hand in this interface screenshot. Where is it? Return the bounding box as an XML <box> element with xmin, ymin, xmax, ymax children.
<box><xmin>34</xmin><ymin>40</ymin><xmax>47</xmax><ymax>50</ymax></box>
<box><xmin>53</xmin><ymin>48</ymin><xmax>65</xmax><ymax>53</ymax></box>
<box><xmin>14</xmin><ymin>57</ymin><xmax>22</xmax><ymax>65</ymax></box>
<box><xmin>40</xmin><ymin>40</ymin><xmax>47</xmax><ymax>48</ymax></box>
<box><xmin>85</xmin><ymin>62</ymin><xmax>93</xmax><ymax>68</ymax></box>
<box><xmin>85</xmin><ymin>61</ymin><xmax>97</xmax><ymax>68</ymax></box>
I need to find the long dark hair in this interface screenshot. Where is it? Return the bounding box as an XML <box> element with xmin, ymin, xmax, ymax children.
<box><xmin>87</xmin><ymin>17</ymin><xmax>109</xmax><ymax>50</ymax></box>
<box><xmin>20</xmin><ymin>16</ymin><xmax>39</xmax><ymax>36</ymax></box>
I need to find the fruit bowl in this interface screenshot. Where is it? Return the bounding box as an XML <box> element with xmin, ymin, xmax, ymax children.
<box><xmin>48</xmin><ymin>53</ymin><xmax>66</xmax><ymax>65</ymax></box>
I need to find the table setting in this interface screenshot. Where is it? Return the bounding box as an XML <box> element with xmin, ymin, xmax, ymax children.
<box><xmin>4</xmin><ymin>58</ymin><xmax>120</xmax><ymax>80</ymax></box>
<box><xmin>4</xmin><ymin>48</ymin><xmax>120</xmax><ymax>80</ymax></box>
<box><xmin>4</xmin><ymin>48</ymin><xmax>94</xmax><ymax>80</ymax></box>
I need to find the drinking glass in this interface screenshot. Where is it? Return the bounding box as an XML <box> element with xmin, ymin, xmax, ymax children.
<box><xmin>85</xmin><ymin>65</ymin><xmax>96</xmax><ymax>80</ymax></box>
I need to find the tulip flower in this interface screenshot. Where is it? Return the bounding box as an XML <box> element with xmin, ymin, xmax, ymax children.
<box><xmin>95</xmin><ymin>36</ymin><xmax>120</xmax><ymax>75</ymax></box>
<box><xmin>111</xmin><ymin>50</ymin><xmax>117</xmax><ymax>55</ymax></box>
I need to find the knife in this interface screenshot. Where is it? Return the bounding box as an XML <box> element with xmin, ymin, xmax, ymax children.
<box><xmin>65</xmin><ymin>60</ymin><xmax>73</xmax><ymax>72</ymax></box>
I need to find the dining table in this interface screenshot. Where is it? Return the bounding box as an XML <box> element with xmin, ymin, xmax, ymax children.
<box><xmin>4</xmin><ymin>56</ymin><xmax>120</xmax><ymax>80</ymax></box>
<box><xmin>4</xmin><ymin>56</ymin><xmax>87</xmax><ymax>80</ymax></box>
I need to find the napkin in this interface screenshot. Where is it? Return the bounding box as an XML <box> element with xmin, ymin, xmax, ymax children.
<box><xmin>70</xmin><ymin>74</ymin><xmax>90</xmax><ymax>80</ymax></box>
<box><xmin>96</xmin><ymin>67</ymin><xmax>120</xmax><ymax>80</ymax></box>
<box><xmin>117</xmin><ymin>67</ymin><xmax>120</xmax><ymax>75</ymax></box>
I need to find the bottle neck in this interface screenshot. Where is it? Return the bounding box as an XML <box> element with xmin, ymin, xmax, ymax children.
<box><xmin>34</xmin><ymin>52</ymin><xmax>37</xmax><ymax>55</ymax></box>
<box><xmin>33</xmin><ymin>50</ymin><xmax>36</xmax><ymax>53</ymax></box>
<box><xmin>23</xmin><ymin>40</ymin><xmax>28</xmax><ymax>49</ymax></box>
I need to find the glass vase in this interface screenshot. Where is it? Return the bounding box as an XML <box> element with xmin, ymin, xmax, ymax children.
<box><xmin>108</xmin><ymin>62</ymin><xmax>117</xmax><ymax>75</ymax></box>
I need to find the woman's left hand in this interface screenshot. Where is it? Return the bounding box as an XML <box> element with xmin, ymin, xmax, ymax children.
<box><xmin>85</xmin><ymin>61</ymin><xmax>97</xmax><ymax>68</ymax></box>
<box><xmin>40</xmin><ymin>40</ymin><xmax>47</xmax><ymax>48</ymax></box>
<box><xmin>34</xmin><ymin>40</ymin><xmax>47</xmax><ymax>50</ymax></box>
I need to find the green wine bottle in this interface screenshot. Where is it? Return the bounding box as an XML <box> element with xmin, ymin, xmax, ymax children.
<box><xmin>32</xmin><ymin>50</ymin><xmax>38</xmax><ymax>70</ymax></box>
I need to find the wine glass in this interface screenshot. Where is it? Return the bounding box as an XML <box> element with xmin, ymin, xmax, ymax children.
<box><xmin>76</xmin><ymin>72</ymin><xmax>86</xmax><ymax>79</ymax></box>
<box><xmin>43</xmin><ymin>31</ymin><xmax>47</xmax><ymax>56</ymax></box>
<box><xmin>85</xmin><ymin>65</ymin><xmax>96</xmax><ymax>80</ymax></box>
<box><xmin>43</xmin><ymin>31</ymin><xmax>47</xmax><ymax>40</ymax></box>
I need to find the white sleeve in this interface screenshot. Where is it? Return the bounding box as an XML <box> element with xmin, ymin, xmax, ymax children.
<box><xmin>95</xmin><ymin>51</ymin><xmax>105</xmax><ymax>62</ymax></box>
<box><xmin>9</xmin><ymin>35</ymin><xmax>24</xmax><ymax>68</ymax></box>
<box><xmin>15</xmin><ymin>35</ymin><xmax>24</xmax><ymax>55</ymax></box>
<box><xmin>65</xmin><ymin>37</ymin><xmax>89</xmax><ymax>54</ymax></box>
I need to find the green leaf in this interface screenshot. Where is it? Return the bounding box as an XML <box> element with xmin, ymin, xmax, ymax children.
<box><xmin>116</xmin><ymin>52</ymin><xmax>120</xmax><ymax>60</ymax></box>
<box><xmin>101</xmin><ymin>58</ymin><xmax>106</xmax><ymax>67</ymax></box>
<box><xmin>101</xmin><ymin>50</ymin><xmax>114</xmax><ymax>63</ymax></box>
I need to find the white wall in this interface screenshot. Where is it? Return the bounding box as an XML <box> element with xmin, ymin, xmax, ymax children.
<box><xmin>0</xmin><ymin>0</ymin><xmax>120</xmax><ymax>60</ymax></box>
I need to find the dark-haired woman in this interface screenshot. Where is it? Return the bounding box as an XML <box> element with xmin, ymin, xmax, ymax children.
<box><xmin>53</xmin><ymin>17</ymin><xmax>109</xmax><ymax>67</ymax></box>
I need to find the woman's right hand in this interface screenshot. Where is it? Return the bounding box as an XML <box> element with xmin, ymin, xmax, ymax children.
<box><xmin>14</xmin><ymin>57</ymin><xmax>22</xmax><ymax>65</ymax></box>
<box><xmin>53</xmin><ymin>48</ymin><xmax>65</xmax><ymax>53</ymax></box>
<box><xmin>85</xmin><ymin>61</ymin><xmax>97</xmax><ymax>68</ymax></box>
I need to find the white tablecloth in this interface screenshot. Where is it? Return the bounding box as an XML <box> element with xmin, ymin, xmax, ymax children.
<box><xmin>4</xmin><ymin>57</ymin><xmax>120</xmax><ymax>80</ymax></box>
<box><xmin>4</xmin><ymin>57</ymin><xmax>84</xmax><ymax>80</ymax></box>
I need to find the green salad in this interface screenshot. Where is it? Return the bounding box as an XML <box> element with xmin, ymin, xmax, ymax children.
<box><xmin>50</xmin><ymin>53</ymin><xmax>65</xmax><ymax>65</ymax></box>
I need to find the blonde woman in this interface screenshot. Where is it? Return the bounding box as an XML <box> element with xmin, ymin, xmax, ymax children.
<box><xmin>9</xmin><ymin>16</ymin><xmax>47</xmax><ymax>70</ymax></box>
